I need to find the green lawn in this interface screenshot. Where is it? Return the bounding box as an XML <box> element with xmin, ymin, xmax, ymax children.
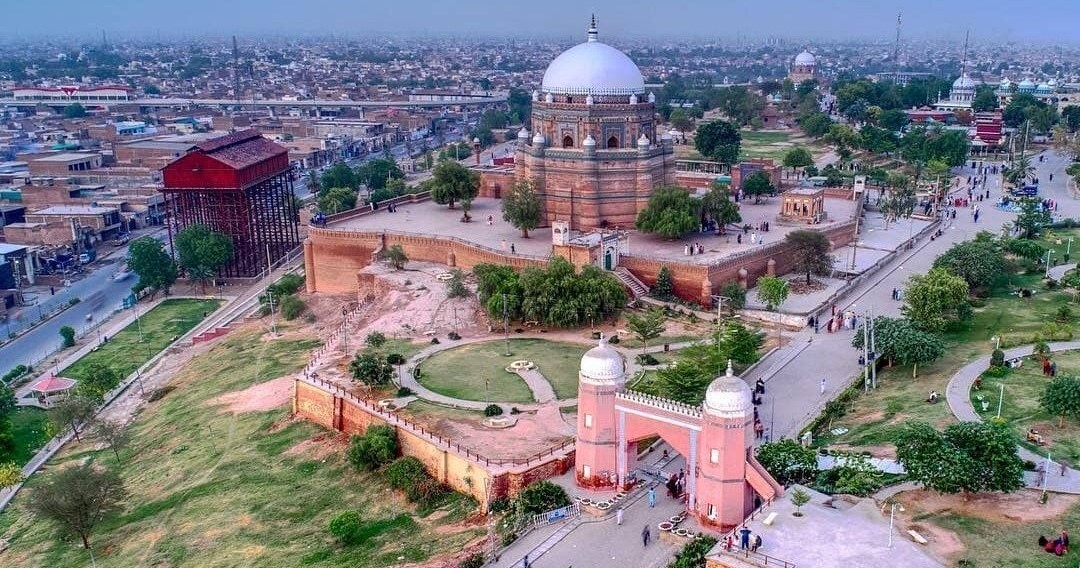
<box><xmin>380</xmin><ymin>338</ymin><xmax>428</xmax><ymax>361</ymax></box>
<box><xmin>9</xmin><ymin>407</ymin><xmax>49</xmax><ymax>466</ymax></box>
<box><xmin>418</xmin><ymin>339</ymin><xmax>590</xmax><ymax>403</ymax></box>
<box><xmin>973</xmin><ymin>352</ymin><xmax>1080</xmax><ymax>467</ymax></box>
<box><xmin>618</xmin><ymin>334</ymin><xmax>703</xmax><ymax>350</ymax></box>
<box><xmin>0</xmin><ymin>329</ymin><xmax>482</xmax><ymax>567</ymax></box>
<box><xmin>739</xmin><ymin>130</ymin><xmax>795</xmax><ymax>161</ymax></box>
<box><xmin>63</xmin><ymin>298</ymin><xmax>223</xmax><ymax>381</ymax></box>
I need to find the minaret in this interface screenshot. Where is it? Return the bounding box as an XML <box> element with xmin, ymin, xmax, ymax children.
<box><xmin>574</xmin><ymin>335</ymin><xmax>626</xmax><ymax>488</ymax></box>
<box><xmin>587</xmin><ymin>14</ymin><xmax>598</xmax><ymax>43</ymax></box>
<box><xmin>696</xmin><ymin>360</ymin><xmax>755</xmax><ymax>528</ymax></box>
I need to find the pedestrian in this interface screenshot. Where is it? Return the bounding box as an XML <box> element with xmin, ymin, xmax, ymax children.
<box><xmin>820</xmin><ymin>377</ymin><xmax>826</xmax><ymax>394</ymax></box>
<box><xmin>510</xmin><ymin>243</ymin><xmax>516</xmax><ymax>254</ymax></box>
<box><xmin>523</xmin><ymin>554</ymin><xmax>529</xmax><ymax>568</ymax></box>
<box><xmin>50</xmin><ymin>286</ymin><xmax>55</xmax><ymax>295</ymax></box>
<box><xmin>616</xmin><ymin>506</ymin><xmax>624</xmax><ymax>525</ymax></box>
<box><xmin>755</xmin><ymin>378</ymin><xmax>765</xmax><ymax>395</ymax></box>
<box><xmin>642</xmin><ymin>525</ymin><xmax>650</xmax><ymax>547</ymax></box>
<box><xmin>739</xmin><ymin>525</ymin><xmax>751</xmax><ymax>550</ymax></box>
<box><xmin>487</xmin><ymin>214</ymin><xmax>494</xmax><ymax>226</ymax></box>
<box><xmin>684</xmin><ymin>243</ymin><xmax>690</xmax><ymax>256</ymax></box>
<box><xmin>1050</xmin><ymin>173</ymin><xmax>1054</xmax><ymax>182</ymax></box>
<box><xmin>752</xmin><ymin>534</ymin><xmax>762</xmax><ymax>552</ymax></box>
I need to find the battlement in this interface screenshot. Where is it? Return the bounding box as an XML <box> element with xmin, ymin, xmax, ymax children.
<box><xmin>616</xmin><ymin>389</ymin><xmax>703</xmax><ymax>419</ymax></box>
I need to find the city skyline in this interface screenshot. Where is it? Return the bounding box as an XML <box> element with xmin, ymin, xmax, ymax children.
<box><xmin>5</xmin><ymin>0</ymin><xmax>1080</xmax><ymax>43</ymax></box>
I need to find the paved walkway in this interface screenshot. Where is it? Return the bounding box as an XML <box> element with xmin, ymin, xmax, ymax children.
<box><xmin>515</xmin><ymin>368</ymin><xmax>556</xmax><ymax>404</ymax></box>
<box><xmin>1045</xmin><ymin>263</ymin><xmax>1077</xmax><ymax>281</ymax></box>
<box><xmin>944</xmin><ymin>341</ymin><xmax>1080</xmax><ymax>494</ymax></box>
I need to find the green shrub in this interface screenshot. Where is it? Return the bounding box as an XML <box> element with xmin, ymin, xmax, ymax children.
<box><xmin>346</xmin><ymin>424</ymin><xmax>399</xmax><ymax>471</ymax></box>
<box><xmin>459</xmin><ymin>553</ymin><xmax>485</xmax><ymax>568</ymax></box>
<box><xmin>328</xmin><ymin>510</ymin><xmax>363</xmax><ymax>545</ymax></box>
<box><xmin>448</xmin><ymin>331</ymin><xmax>461</xmax><ymax>340</ymax></box>
<box><xmin>396</xmin><ymin>386</ymin><xmax>414</xmax><ymax>397</ymax></box>
<box><xmin>68</xmin><ymin>297</ymin><xmax>81</xmax><ymax>306</ymax></box>
<box><xmin>269</xmin><ymin>273</ymin><xmax>305</xmax><ymax>297</ymax></box>
<box><xmin>385</xmin><ymin>456</ymin><xmax>427</xmax><ymax>490</ymax></box>
<box><xmin>280</xmin><ymin>295</ymin><xmax>306</xmax><ymax>320</ymax></box>
<box><xmin>667</xmin><ymin>535</ymin><xmax>719</xmax><ymax>568</ymax></box>
<box><xmin>514</xmin><ymin>481</ymin><xmax>570</xmax><ymax>517</ymax></box>
<box><xmin>608</xmin><ymin>335</ymin><xmax>620</xmax><ymax>344</ymax></box>
<box><xmin>990</xmin><ymin>349</ymin><xmax>1005</xmax><ymax>368</ymax></box>
<box><xmin>484</xmin><ymin>404</ymin><xmax>503</xmax><ymax>417</ymax></box>
<box><xmin>983</xmin><ymin>365</ymin><xmax>1011</xmax><ymax>378</ymax></box>
<box><xmin>59</xmin><ymin>325</ymin><xmax>76</xmax><ymax>348</ymax></box>
<box><xmin>636</xmin><ymin>353</ymin><xmax>659</xmax><ymax>365</ymax></box>
<box><xmin>387</xmin><ymin>353</ymin><xmax>406</xmax><ymax>365</ymax></box>
<box><xmin>1</xmin><ymin>365</ymin><xmax>29</xmax><ymax>384</ymax></box>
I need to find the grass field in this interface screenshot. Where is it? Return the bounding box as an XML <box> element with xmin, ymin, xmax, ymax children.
<box><xmin>63</xmin><ymin>298</ymin><xmax>223</xmax><ymax>381</ymax></box>
<box><xmin>8</xmin><ymin>407</ymin><xmax>48</xmax><ymax>466</ymax></box>
<box><xmin>739</xmin><ymin>130</ymin><xmax>795</xmax><ymax>162</ymax></box>
<box><xmin>0</xmin><ymin>329</ymin><xmax>482</xmax><ymax>567</ymax></box>
<box><xmin>418</xmin><ymin>339</ymin><xmax>589</xmax><ymax>403</ymax></box>
<box><xmin>974</xmin><ymin>352</ymin><xmax>1080</xmax><ymax>467</ymax></box>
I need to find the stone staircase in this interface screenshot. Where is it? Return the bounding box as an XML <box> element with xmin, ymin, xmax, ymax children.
<box><xmin>613</xmin><ymin>267</ymin><xmax>649</xmax><ymax>300</ymax></box>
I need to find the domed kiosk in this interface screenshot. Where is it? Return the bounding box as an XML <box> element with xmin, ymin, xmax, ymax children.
<box><xmin>574</xmin><ymin>349</ymin><xmax>782</xmax><ymax>529</ymax></box>
<box><xmin>515</xmin><ymin>16</ymin><xmax>675</xmax><ymax>231</ymax></box>
<box><xmin>789</xmin><ymin>50</ymin><xmax>817</xmax><ymax>83</ymax></box>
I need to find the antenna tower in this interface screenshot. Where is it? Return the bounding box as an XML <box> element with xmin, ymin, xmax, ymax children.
<box><xmin>232</xmin><ymin>35</ymin><xmax>241</xmax><ymax>105</ymax></box>
<box><xmin>892</xmin><ymin>12</ymin><xmax>902</xmax><ymax>83</ymax></box>
<box><xmin>960</xmin><ymin>29</ymin><xmax>970</xmax><ymax>78</ymax></box>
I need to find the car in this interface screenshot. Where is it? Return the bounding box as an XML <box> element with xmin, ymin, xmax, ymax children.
<box><xmin>113</xmin><ymin>270</ymin><xmax>131</xmax><ymax>281</ymax></box>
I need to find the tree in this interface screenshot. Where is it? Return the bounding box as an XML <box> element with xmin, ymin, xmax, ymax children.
<box><xmin>694</xmin><ymin>120</ymin><xmax>741</xmax><ymax>165</ymax></box>
<box><xmin>798</xmin><ymin>112</ymin><xmax>832</xmax><ymax>138</ymax></box>
<box><xmin>1004</xmin><ymin>155</ymin><xmax>1035</xmax><ymax>187</ymax></box>
<box><xmin>1062</xmin><ymin>106</ymin><xmax>1080</xmax><ymax>132</ymax></box>
<box><xmin>1003</xmin><ymin>94</ymin><xmax>1045</xmax><ymax>128</ymax></box>
<box><xmin>891</xmin><ymin>323</ymin><xmax>946</xmax><ymax>378</ymax></box>
<box><xmin>355</xmin><ymin>158</ymin><xmax>404</xmax><ymax>191</ymax></box>
<box><xmin>279</xmin><ymin>295</ymin><xmax>305</xmax><ymax>320</ymax></box>
<box><xmin>894</xmin><ymin>421</ymin><xmax>1023</xmax><ymax>496</ymax></box>
<box><xmin>652</xmin><ymin>266</ymin><xmax>675</xmax><ymax>301</ymax></box>
<box><xmin>669</xmin><ymin>107</ymin><xmax>693</xmax><ymax>133</ymax></box>
<box><xmin>446</xmin><ymin>268</ymin><xmax>469</xmax><ymax>299</ymax></box>
<box><xmin>501</xmin><ymin>178</ymin><xmax>541</xmax><ymax>237</ymax></box>
<box><xmin>175</xmin><ymin>225</ymin><xmax>233</xmax><ymax>293</ymax></box>
<box><xmin>349</xmin><ymin>351</ymin><xmax>393</xmax><ymax>386</ymax></box>
<box><xmin>1013</xmin><ymin>198</ymin><xmax>1052</xmax><ymax>239</ymax></box>
<box><xmin>0</xmin><ymin>462</ymin><xmax>22</xmax><ymax>489</ymax></box>
<box><xmin>92</xmin><ymin>419</ymin><xmax>131</xmax><ymax>464</ymax></box>
<box><xmin>877</xmin><ymin>109</ymin><xmax>910</xmax><ymax>132</ymax></box>
<box><xmin>971</xmin><ymin>86</ymin><xmax>999</xmax><ymax>112</ymax></box>
<box><xmin>317</xmin><ymin>187</ymin><xmax>357</xmax><ymax>214</ymax></box>
<box><xmin>700</xmin><ymin>182</ymin><xmax>741</xmax><ymax>233</ymax></box>
<box><xmin>626</xmin><ymin>308</ymin><xmax>666</xmax><ymax>354</ymax></box>
<box><xmin>1040</xmin><ymin>375</ymin><xmax>1080</xmax><ymax>427</ymax></box>
<box><xmin>786</xmin><ymin>230</ymin><xmax>833</xmax><ymax>284</ymax></box>
<box><xmin>127</xmin><ymin>237</ymin><xmax>178</xmax><ymax>299</ymax></box>
<box><xmin>320</xmin><ymin>162</ymin><xmax>358</xmax><ymax>192</ymax></box>
<box><xmin>742</xmin><ymin>171</ymin><xmax>773</xmax><ymax>204</ymax></box>
<box><xmin>719</xmin><ymin>282</ymin><xmax>746</xmax><ymax>313</ymax></box>
<box><xmin>346</xmin><ymin>424</ymin><xmax>399</xmax><ymax>471</ymax></box>
<box><xmin>635</xmin><ymin>186</ymin><xmax>700</xmax><ymax>239</ymax></box>
<box><xmin>824</xmin><ymin>124</ymin><xmax>858</xmax><ymax>150</ymax></box>
<box><xmin>74</xmin><ymin>362</ymin><xmax>121</xmax><ymax>401</ymax></box>
<box><xmin>782</xmin><ymin>146</ymin><xmax>814</xmax><ymax>178</ymax></box>
<box><xmin>53</xmin><ymin>394</ymin><xmax>97</xmax><ymax>442</ymax></box>
<box><xmin>933</xmin><ymin>239</ymin><xmax>1007</xmax><ymax>292</ymax></box>
<box><xmin>755</xmin><ymin>276</ymin><xmax>789</xmax><ymax>312</ymax></box>
<box><xmin>377</xmin><ymin>244</ymin><xmax>408</xmax><ymax>270</ymax></box>
<box><xmin>514</xmin><ymin>480</ymin><xmax>571</xmax><ymax>517</ymax></box>
<box><xmin>60</xmin><ymin>325</ymin><xmax>76</xmax><ymax>348</ymax></box>
<box><xmin>63</xmin><ymin>103</ymin><xmax>87</xmax><ymax>119</ymax></box>
<box><xmin>430</xmin><ymin>160</ymin><xmax>479</xmax><ymax>215</ymax></box>
<box><xmin>790</xmin><ymin>488</ymin><xmax>811</xmax><ymax>517</ymax></box>
<box><xmin>365</xmin><ymin>332</ymin><xmax>387</xmax><ymax>350</ymax></box>
<box><xmin>30</xmin><ymin>463</ymin><xmax>126</xmax><ymax>551</ymax></box>
<box><xmin>902</xmin><ymin>268</ymin><xmax>971</xmax><ymax>332</ymax></box>
<box><xmin>755</xmin><ymin>439</ymin><xmax>817</xmax><ymax>485</ymax></box>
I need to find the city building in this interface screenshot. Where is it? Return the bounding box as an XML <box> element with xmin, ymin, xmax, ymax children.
<box><xmin>4</xmin><ymin>204</ymin><xmax>122</xmax><ymax>247</ymax></box>
<box><xmin>505</xmin><ymin>17</ymin><xmax>676</xmax><ymax>231</ymax></box>
<box><xmin>789</xmin><ymin>50</ymin><xmax>817</xmax><ymax>83</ymax></box>
<box><xmin>161</xmin><ymin>129</ymin><xmax>300</xmax><ymax>278</ymax></box>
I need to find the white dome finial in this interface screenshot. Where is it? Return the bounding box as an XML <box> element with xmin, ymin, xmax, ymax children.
<box><xmin>588</xmin><ymin>14</ymin><xmax>598</xmax><ymax>42</ymax></box>
<box><xmin>726</xmin><ymin>359</ymin><xmax>734</xmax><ymax>377</ymax></box>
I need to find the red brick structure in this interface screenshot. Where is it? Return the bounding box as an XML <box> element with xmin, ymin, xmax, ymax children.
<box><xmin>508</xmin><ymin>18</ymin><xmax>675</xmax><ymax>231</ymax></box>
<box><xmin>161</xmin><ymin>129</ymin><xmax>300</xmax><ymax>278</ymax></box>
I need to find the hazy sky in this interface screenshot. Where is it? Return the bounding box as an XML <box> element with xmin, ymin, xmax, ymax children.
<box><xmin>8</xmin><ymin>0</ymin><xmax>1080</xmax><ymax>42</ymax></box>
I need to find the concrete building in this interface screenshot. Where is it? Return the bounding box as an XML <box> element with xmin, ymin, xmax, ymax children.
<box><xmin>5</xmin><ymin>204</ymin><xmax>122</xmax><ymax>247</ymax></box>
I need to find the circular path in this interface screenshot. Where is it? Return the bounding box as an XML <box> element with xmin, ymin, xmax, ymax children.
<box><xmin>944</xmin><ymin>341</ymin><xmax>1080</xmax><ymax>494</ymax></box>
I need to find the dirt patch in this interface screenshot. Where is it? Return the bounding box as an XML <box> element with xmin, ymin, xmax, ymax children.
<box><xmin>210</xmin><ymin>375</ymin><xmax>294</xmax><ymax>413</ymax></box>
<box><xmin>907</xmin><ymin>520</ymin><xmax>967</xmax><ymax>559</ymax></box>
<box><xmin>284</xmin><ymin>432</ymin><xmax>348</xmax><ymax>460</ymax></box>
<box><xmin>829</xmin><ymin>443</ymin><xmax>897</xmax><ymax>460</ymax></box>
<box><xmin>898</xmin><ymin>489</ymin><xmax>1079</xmax><ymax>523</ymax></box>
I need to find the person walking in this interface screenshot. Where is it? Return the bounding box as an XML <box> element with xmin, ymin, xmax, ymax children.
<box><xmin>647</xmin><ymin>487</ymin><xmax>656</xmax><ymax>508</ymax></box>
<box><xmin>642</xmin><ymin>525</ymin><xmax>651</xmax><ymax>547</ymax></box>
<box><xmin>739</xmin><ymin>525</ymin><xmax>751</xmax><ymax>550</ymax></box>
<box><xmin>820</xmin><ymin>377</ymin><xmax>826</xmax><ymax>395</ymax></box>
<box><xmin>616</xmin><ymin>507</ymin><xmax>624</xmax><ymax>525</ymax></box>
<box><xmin>522</xmin><ymin>554</ymin><xmax>529</xmax><ymax>568</ymax></box>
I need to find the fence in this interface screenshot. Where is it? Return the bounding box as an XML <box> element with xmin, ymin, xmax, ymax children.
<box><xmin>530</xmin><ymin>502</ymin><xmax>581</xmax><ymax>528</ymax></box>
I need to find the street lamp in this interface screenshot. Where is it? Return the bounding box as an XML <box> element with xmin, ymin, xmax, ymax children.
<box><xmin>991</xmin><ymin>336</ymin><xmax>1000</xmax><ymax>350</ymax></box>
<box><xmin>997</xmin><ymin>383</ymin><xmax>1005</xmax><ymax>419</ymax></box>
<box><xmin>888</xmin><ymin>503</ymin><xmax>905</xmax><ymax>548</ymax></box>
<box><xmin>1045</xmin><ymin>249</ymin><xmax>1056</xmax><ymax>278</ymax></box>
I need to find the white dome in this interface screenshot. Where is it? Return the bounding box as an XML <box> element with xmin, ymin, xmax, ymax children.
<box><xmin>952</xmin><ymin>75</ymin><xmax>978</xmax><ymax>90</ymax></box>
<box><xmin>532</xmin><ymin>132</ymin><xmax>546</xmax><ymax>146</ymax></box>
<box><xmin>579</xmin><ymin>336</ymin><xmax>625</xmax><ymax>384</ymax></box>
<box><xmin>1019</xmin><ymin>78</ymin><xmax>1036</xmax><ymax>88</ymax></box>
<box><xmin>794</xmin><ymin>51</ymin><xmax>816</xmax><ymax>66</ymax></box>
<box><xmin>703</xmin><ymin>360</ymin><xmax>753</xmax><ymax>418</ymax></box>
<box><xmin>517</xmin><ymin>127</ymin><xmax>530</xmax><ymax>139</ymax></box>
<box><xmin>541</xmin><ymin>21</ymin><xmax>645</xmax><ymax>96</ymax></box>
<box><xmin>583</xmin><ymin>134</ymin><xmax>596</xmax><ymax>147</ymax></box>
<box><xmin>999</xmin><ymin>77</ymin><xmax>1012</xmax><ymax>87</ymax></box>
<box><xmin>637</xmin><ymin>133</ymin><xmax>650</xmax><ymax>147</ymax></box>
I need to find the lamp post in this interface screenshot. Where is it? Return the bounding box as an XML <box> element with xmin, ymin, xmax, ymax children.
<box><xmin>1067</xmin><ymin>237</ymin><xmax>1073</xmax><ymax>262</ymax></box>
<box><xmin>997</xmin><ymin>382</ymin><xmax>1004</xmax><ymax>419</ymax></box>
<box><xmin>341</xmin><ymin>307</ymin><xmax>349</xmax><ymax>356</ymax></box>
<box><xmin>888</xmin><ymin>503</ymin><xmax>905</xmax><ymax>548</ymax></box>
<box><xmin>1044</xmin><ymin>249</ymin><xmax>1056</xmax><ymax>278</ymax></box>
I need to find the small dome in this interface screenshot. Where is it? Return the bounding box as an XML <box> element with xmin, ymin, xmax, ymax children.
<box><xmin>1036</xmin><ymin>83</ymin><xmax>1051</xmax><ymax>93</ymax></box>
<box><xmin>648</xmin><ymin>92</ymin><xmax>656</xmax><ymax>103</ymax></box>
<box><xmin>585</xmin><ymin>93</ymin><xmax>594</xmax><ymax>105</ymax></box>
<box><xmin>1018</xmin><ymin>78</ymin><xmax>1036</xmax><ymax>91</ymax></box>
<box><xmin>1049</xmin><ymin>78</ymin><xmax>1058</xmax><ymax>87</ymax></box>
<box><xmin>579</xmin><ymin>335</ymin><xmax>625</xmax><ymax>384</ymax></box>
<box><xmin>583</xmin><ymin>134</ymin><xmax>596</xmax><ymax>147</ymax></box>
<box><xmin>637</xmin><ymin>133</ymin><xmax>650</xmax><ymax>147</ymax></box>
<box><xmin>532</xmin><ymin>132</ymin><xmax>546</xmax><ymax>146</ymax></box>
<box><xmin>517</xmin><ymin>127</ymin><xmax>529</xmax><ymax>139</ymax></box>
<box><xmin>952</xmin><ymin>75</ymin><xmax>978</xmax><ymax>90</ymax></box>
<box><xmin>630</xmin><ymin>93</ymin><xmax>639</xmax><ymax>104</ymax></box>
<box><xmin>999</xmin><ymin>77</ymin><xmax>1012</xmax><ymax>86</ymax></box>
<box><xmin>545</xmin><ymin>92</ymin><xmax>554</xmax><ymax>103</ymax></box>
<box><xmin>794</xmin><ymin>50</ymin><xmax>816</xmax><ymax>66</ymax></box>
<box><xmin>541</xmin><ymin>19</ymin><xmax>645</xmax><ymax>96</ymax></box>
<box><xmin>532</xmin><ymin>90</ymin><xmax>539</xmax><ymax>102</ymax></box>
<box><xmin>703</xmin><ymin>360</ymin><xmax>753</xmax><ymax>418</ymax></box>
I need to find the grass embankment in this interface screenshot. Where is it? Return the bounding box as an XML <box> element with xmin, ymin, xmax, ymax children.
<box><xmin>0</xmin><ymin>328</ymin><xmax>481</xmax><ymax>567</ymax></box>
<box><xmin>419</xmin><ymin>339</ymin><xmax>588</xmax><ymax>402</ymax></box>
<box><xmin>8</xmin><ymin>299</ymin><xmax>222</xmax><ymax>468</ymax></box>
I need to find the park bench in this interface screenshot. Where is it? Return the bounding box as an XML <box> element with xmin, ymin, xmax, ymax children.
<box><xmin>762</xmin><ymin>512</ymin><xmax>778</xmax><ymax>526</ymax></box>
<box><xmin>908</xmin><ymin>530</ymin><xmax>928</xmax><ymax>545</ymax></box>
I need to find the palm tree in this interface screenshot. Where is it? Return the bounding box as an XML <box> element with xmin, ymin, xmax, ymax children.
<box><xmin>1006</xmin><ymin>155</ymin><xmax>1034</xmax><ymax>187</ymax></box>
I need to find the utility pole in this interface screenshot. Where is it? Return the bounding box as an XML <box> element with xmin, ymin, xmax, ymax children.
<box><xmin>862</xmin><ymin>313</ymin><xmax>870</xmax><ymax>394</ymax></box>
<box><xmin>266</xmin><ymin>289</ymin><xmax>277</xmax><ymax>335</ymax></box>
<box><xmin>502</xmin><ymin>293</ymin><xmax>510</xmax><ymax>356</ymax></box>
<box><xmin>892</xmin><ymin>12</ymin><xmax>902</xmax><ymax>84</ymax></box>
<box><xmin>869</xmin><ymin>309</ymin><xmax>878</xmax><ymax>389</ymax></box>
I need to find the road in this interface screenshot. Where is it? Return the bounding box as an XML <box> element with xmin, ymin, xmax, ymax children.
<box><xmin>0</xmin><ymin>231</ymin><xmax>167</xmax><ymax>377</ymax></box>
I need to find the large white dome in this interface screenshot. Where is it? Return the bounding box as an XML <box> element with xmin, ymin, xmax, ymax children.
<box><xmin>794</xmin><ymin>51</ymin><xmax>816</xmax><ymax>66</ymax></box>
<box><xmin>541</xmin><ymin>21</ymin><xmax>645</xmax><ymax>96</ymax></box>
<box><xmin>579</xmin><ymin>336</ymin><xmax>625</xmax><ymax>384</ymax></box>
<box><xmin>952</xmin><ymin>75</ymin><xmax>978</xmax><ymax>90</ymax></box>
<box><xmin>703</xmin><ymin>361</ymin><xmax>753</xmax><ymax>418</ymax></box>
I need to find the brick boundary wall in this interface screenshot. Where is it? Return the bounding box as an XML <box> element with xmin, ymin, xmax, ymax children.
<box><xmin>293</xmin><ymin>377</ymin><xmax>574</xmax><ymax>510</ymax></box>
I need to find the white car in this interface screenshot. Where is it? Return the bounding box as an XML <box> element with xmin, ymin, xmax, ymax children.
<box><xmin>113</xmin><ymin>271</ymin><xmax>131</xmax><ymax>281</ymax></box>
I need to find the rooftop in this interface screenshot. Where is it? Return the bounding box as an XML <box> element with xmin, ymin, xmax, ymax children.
<box><xmin>192</xmin><ymin>129</ymin><xmax>287</xmax><ymax>170</ymax></box>
<box><xmin>32</xmin><ymin>152</ymin><xmax>98</xmax><ymax>163</ymax></box>
<box><xmin>32</xmin><ymin>205</ymin><xmax>117</xmax><ymax>215</ymax></box>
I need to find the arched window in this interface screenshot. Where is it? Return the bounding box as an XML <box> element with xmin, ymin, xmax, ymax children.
<box><xmin>562</xmin><ymin>135</ymin><xmax>574</xmax><ymax>148</ymax></box>
<box><xmin>607</xmin><ymin>136</ymin><xmax>619</xmax><ymax>149</ymax></box>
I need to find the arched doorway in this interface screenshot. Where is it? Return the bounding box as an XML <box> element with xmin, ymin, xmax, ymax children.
<box><xmin>607</xmin><ymin>136</ymin><xmax>619</xmax><ymax>149</ymax></box>
<box><xmin>562</xmin><ymin>135</ymin><xmax>574</xmax><ymax>148</ymax></box>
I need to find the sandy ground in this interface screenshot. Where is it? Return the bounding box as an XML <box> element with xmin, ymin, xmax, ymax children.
<box><xmin>402</xmin><ymin>403</ymin><xmax>575</xmax><ymax>460</ymax></box>
<box><xmin>210</xmin><ymin>375</ymin><xmax>294</xmax><ymax>413</ymax></box>
<box><xmin>894</xmin><ymin>489</ymin><xmax>1080</xmax><ymax>561</ymax></box>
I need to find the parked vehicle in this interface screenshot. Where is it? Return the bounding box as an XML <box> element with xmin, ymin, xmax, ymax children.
<box><xmin>78</xmin><ymin>249</ymin><xmax>97</xmax><ymax>264</ymax></box>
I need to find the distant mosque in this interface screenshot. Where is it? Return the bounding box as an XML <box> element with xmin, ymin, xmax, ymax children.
<box><xmin>788</xmin><ymin>50</ymin><xmax>816</xmax><ymax>83</ymax></box>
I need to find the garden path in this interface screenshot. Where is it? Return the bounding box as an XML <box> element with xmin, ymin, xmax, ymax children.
<box><xmin>1045</xmin><ymin>263</ymin><xmax>1077</xmax><ymax>281</ymax></box>
<box><xmin>943</xmin><ymin>341</ymin><xmax>1080</xmax><ymax>494</ymax></box>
